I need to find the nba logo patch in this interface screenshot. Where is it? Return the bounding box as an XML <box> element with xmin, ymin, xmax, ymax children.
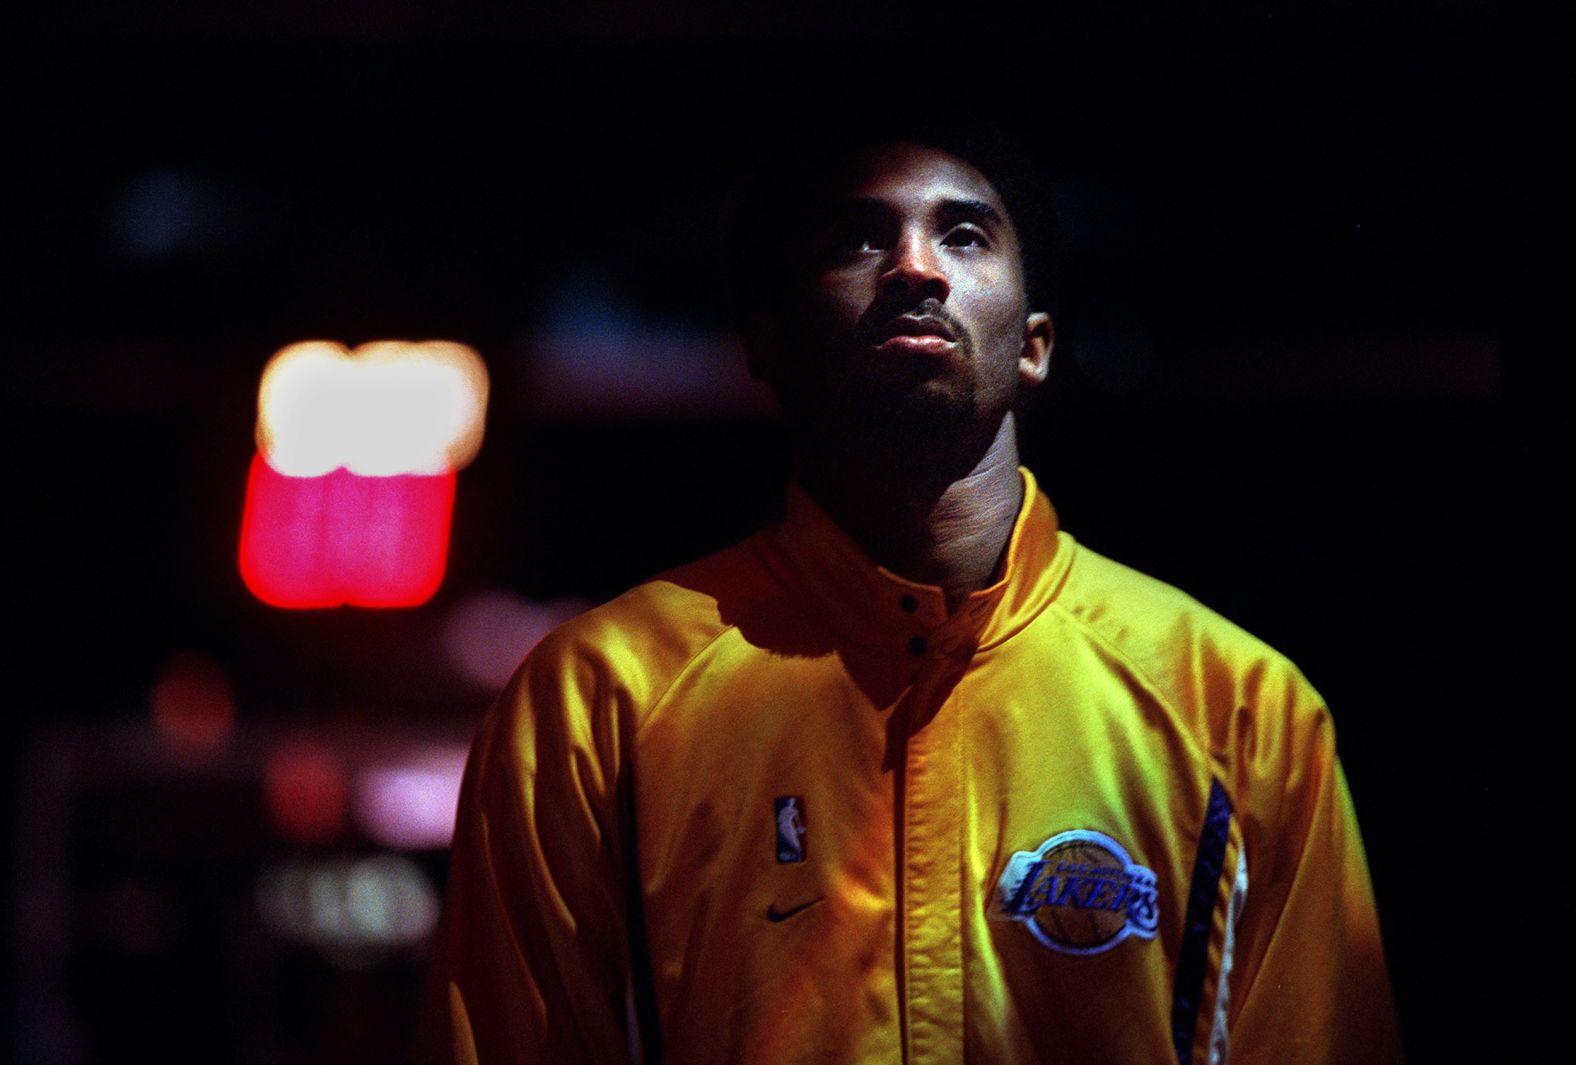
<box><xmin>775</xmin><ymin>796</ymin><xmax>807</xmax><ymax>863</ymax></box>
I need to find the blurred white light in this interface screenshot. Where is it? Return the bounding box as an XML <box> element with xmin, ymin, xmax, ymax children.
<box><xmin>347</xmin><ymin>864</ymin><xmax>394</xmax><ymax>938</ymax></box>
<box><xmin>257</xmin><ymin>854</ymin><xmax>438</xmax><ymax>957</ymax></box>
<box><xmin>257</xmin><ymin>340</ymin><xmax>489</xmax><ymax>477</ymax></box>
<box><xmin>308</xmin><ymin>866</ymin><xmax>349</xmax><ymax>939</ymax></box>
<box><xmin>351</xmin><ymin>745</ymin><xmax>470</xmax><ymax>851</ymax></box>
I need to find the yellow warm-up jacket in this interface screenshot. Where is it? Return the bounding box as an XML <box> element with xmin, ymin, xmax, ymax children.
<box><xmin>425</xmin><ymin>468</ymin><xmax>1401</xmax><ymax>1064</ymax></box>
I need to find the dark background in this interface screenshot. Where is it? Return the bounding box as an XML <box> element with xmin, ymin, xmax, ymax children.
<box><xmin>8</xmin><ymin>2</ymin><xmax>1566</xmax><ymax>1061</ymax></box>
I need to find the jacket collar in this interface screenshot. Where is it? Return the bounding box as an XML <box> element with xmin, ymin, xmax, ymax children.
<box><xmin>761</xmin><ymin>467</ymin><xmax>1072</xmax><ymax>658</ymax></box>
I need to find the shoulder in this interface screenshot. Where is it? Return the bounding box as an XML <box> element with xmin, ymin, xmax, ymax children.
<box><xmin>1053</xmin><ymin>538</ymin><xmax>1333</xmax><ymax>768</ymax></box>
<box><xmin>505</xmin><ymin>533</ymin><xmax>786</xmax><ymax>729</ymax></box>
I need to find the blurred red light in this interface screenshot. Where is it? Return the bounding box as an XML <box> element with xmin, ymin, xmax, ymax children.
<box><xmin>239</xmin><ymin>454</ymin><xmax>455</xmax><ymax>609</ymax></box>
<box><xmin>264</xmin><ymin>739</ymin><xmax>348</xmax><ymax>846</ymax></box>
<box><xmin>151</xmin><ymin>651</ymin><xmax>236</xmax><ymax>762</ymax></box>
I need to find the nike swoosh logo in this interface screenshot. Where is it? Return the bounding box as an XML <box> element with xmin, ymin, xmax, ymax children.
<box><xmin>765</xmin><ymin>896</ymin><xmax>825</xmax><ymax>923</ymax></box>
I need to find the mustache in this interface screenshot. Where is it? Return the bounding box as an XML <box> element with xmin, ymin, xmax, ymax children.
<box><xmin>860</xmin><ymin>297</ymin><xmax>972</xmax><ymax>352</ymax></box>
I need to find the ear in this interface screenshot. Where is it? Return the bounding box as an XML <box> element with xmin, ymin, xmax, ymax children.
<box><xmin>1018</xmin><ymin>312</ymin><xmax>1053</xmax><ymax>389</ymax></box>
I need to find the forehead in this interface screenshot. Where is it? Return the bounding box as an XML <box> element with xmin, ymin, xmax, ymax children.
<box><xmin>822</xmin><ymin>141</ymin><xmax>1010</xmax><ymax>220</ymax></box>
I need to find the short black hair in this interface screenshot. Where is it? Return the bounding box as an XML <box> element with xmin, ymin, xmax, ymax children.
<box><xmin>725</xmin><ymin>102</ymin><xmax>1055</xmax><ymax>329</ymax></box>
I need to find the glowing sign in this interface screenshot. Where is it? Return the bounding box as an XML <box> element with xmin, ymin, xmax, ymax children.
<box><xmin>239</xmin><ymin>340</ymin><xmax>488</xmax><ymax>609</ymax></box>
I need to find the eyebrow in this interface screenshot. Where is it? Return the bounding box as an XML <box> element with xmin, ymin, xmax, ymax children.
<box><xmin>936</xmin><ymin>199</ymin><xmax>1005</xmax><ymax>227</ymax></box>
<box><xmin>820</xmin><ymin>196</ymin><xmax>1006</xmax><ymax>227</ymax></box>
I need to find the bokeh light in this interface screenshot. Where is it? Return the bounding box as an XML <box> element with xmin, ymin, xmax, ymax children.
<box><xmin>240</xmin><ymin>338</ymin><xmax>485</xmax><ymax>610</ymax></box>
<box><xmin>239</xmin><ymin>456</ymin><xmax>455</xmax><ymax>608</ymax></box>
<box><xmin>256</xmin><ymin>854</ymin><xmax>439</xmax><ymax>964</ymax></box>
<box><xmin>150</xmin><ymin>651</ymin><xmax>237</xmax><ymax>762</ymax></box>
<box><xmin>256</xmin><ymin>340</ymin><xmax>489</xmax><ymax>477</ymax></box>
<box><xmin>351</xmin><ymin>744</ymin><xmax>469</xmax><ymax>851</ymax></box>
<box><xmin>263</xmin><ymin>738</ymin><xmax>348</xmax><ymax>846</ymax></box>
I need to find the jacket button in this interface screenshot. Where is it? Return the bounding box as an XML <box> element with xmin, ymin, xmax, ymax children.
<box><xmin>899</xmin><ymin>594</ymin><xmax>918</xmax><ymax>613</ymax></box>
<box><xmin>907</xmin><ymin>636</ymin><xmax>927</xmax><ymax>656</ymax></box>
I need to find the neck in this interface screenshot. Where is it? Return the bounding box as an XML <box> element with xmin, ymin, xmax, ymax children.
<box><xmin>796</xmin><ymin>413</ymin><xmax>1026</xmax><ymax>612</ymax></box>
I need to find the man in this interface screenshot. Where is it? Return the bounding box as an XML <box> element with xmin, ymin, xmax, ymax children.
<box><xmin>424</xmin><ymin>121</ymin><xmax>1402</xmax><ymax>1063</ymax></box>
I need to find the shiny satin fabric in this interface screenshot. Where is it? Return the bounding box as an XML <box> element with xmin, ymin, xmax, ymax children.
<box><xmin>425</xmin><ymin>468</ymin><xmax>1401</xmax><ymax>1065</ymax></box>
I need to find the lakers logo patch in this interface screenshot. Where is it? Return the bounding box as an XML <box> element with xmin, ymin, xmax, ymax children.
<box><xmin>993</xmin><ymin>829</ymin><xmax>1159</xmax><ymax>955</ymax></box>
<box><xmin>775</xmin><ymin>796</ymin><xmax>807</xmax><ymax>863</ymax></box>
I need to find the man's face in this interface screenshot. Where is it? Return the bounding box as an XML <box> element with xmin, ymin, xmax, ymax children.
<box><xmin>758</xmin><ymin>142</ymin><xmax>1049</xmax><ymax>451</ymax></box>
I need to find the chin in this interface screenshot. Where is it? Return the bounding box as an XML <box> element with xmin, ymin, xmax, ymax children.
<box><xmin>855</xmin><ymin>388</ymin><xmax>988</xmax><ymax>478</ymax></box>
<box><xmin>891</xmin><ymin>371</ymin><xmax>980</xmax><ymax>422</ymax></box>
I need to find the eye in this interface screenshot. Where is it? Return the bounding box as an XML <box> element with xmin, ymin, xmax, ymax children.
<box><xmin>813</xmin><ymin>218</ymin><xmax>894</xmax><ymax>265</ymax></box>
<box><xmin>833</xmin><ymin>223</ymin><xmax>889</xmax><ymax>253</ymax></box>
<box><xmin>942</xmin><ymin>225</ymin><xmax>990</xmax><ymax>249</ymax></box>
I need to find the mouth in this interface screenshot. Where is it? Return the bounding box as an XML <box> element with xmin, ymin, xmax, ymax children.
<box><xmin>871</xmin><ymin>314</ymin><xmax>959</xmax><ymax>354</ymax></box>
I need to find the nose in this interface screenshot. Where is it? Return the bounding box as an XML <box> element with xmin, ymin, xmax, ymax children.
<box><xmin>880</xmin><ymin>230</ymin><xmax>949</xmax><ymax>304</ymax></box>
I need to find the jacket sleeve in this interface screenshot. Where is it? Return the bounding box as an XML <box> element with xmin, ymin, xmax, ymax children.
<box><xmin>421</xmin><ymin>633</ymin><xmax>640</xmax><ymax>1064</ymax></box>
<box><xmin>1224</xmin><ymin>671</ymin><xmax>1404</xmax><ymax>1064</ymax></box>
